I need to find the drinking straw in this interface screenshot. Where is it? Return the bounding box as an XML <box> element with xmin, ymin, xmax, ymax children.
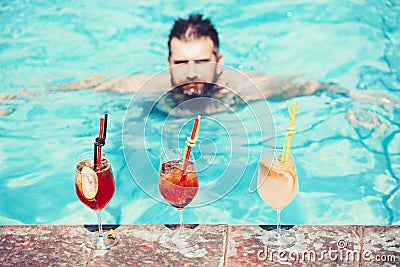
<box><xmin>180</xmin><ymin>115</ymin><xmax>201</xmax><ymax>183</ymax></box>
<box><xmin>282</xmin><ymin>101</ymin><xmax>297</xmax><ymax>164</ymax></box>
<box><xmin>103</xmin><ymin>114</ymin><xmax>108</xmax><ymax>139</ymax></box>
<box><xmin>93</xmin><ymin>114</ymin><xmax>108</xmax><ymax>171</ymax></box>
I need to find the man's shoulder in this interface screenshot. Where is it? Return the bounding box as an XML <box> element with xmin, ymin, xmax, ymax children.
<box><xmin>218</xmin><ymin>70</ymin><xmax>277</xmax><ymax>101</ymax></box>
<box><xmin>98</xmin><ymin>72</ymin><xmax>171</xmax><ymax>94</ymax></box>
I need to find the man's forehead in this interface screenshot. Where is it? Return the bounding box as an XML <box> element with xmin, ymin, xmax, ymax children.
<box><xmin>170</xmin><ymin>36</ymin><xmax>213</xmax><ymax>43</ymax></box>
<box><xmin>170</xmin><ymin>37</ymin><xmax>215</xmax><ymax>59</ymax></box>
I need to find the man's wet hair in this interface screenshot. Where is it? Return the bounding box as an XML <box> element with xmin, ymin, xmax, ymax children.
<box><xmin>168</xmin><ymin>14</ymin><xmax>219</xmax><ymax>56</ymax></box>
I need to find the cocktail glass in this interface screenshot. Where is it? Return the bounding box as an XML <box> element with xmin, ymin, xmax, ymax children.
<box><xmin>159</xmin><ymin>148</ymin><xmax>199</xmax><ymax>248</ymax></box>
<box><xmin>75</xmin><ymin>151</ymin><xmax>119</xmax><ymax>249</ymax></box>
<box><xmin>257</xmin><ymin>149</ymin><xmax>299</xmax><ymax>249</ymax></box>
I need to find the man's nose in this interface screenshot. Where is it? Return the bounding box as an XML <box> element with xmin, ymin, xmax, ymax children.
<box><xmin>186</xmin><ymin>62</ymin><xmax>197</xmax><ymax>80</ymax></box>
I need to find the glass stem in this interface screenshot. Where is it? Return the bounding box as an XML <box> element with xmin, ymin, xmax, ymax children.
<box><xmin>179</xmin><ymin>209</ymin><xmax>184</xmax><ymax>235</ymax></box>
<box><xmin>97</xmin><ymin>211</ymin><xmax>104</xmax><ymax>237</ymax></box>
<box><xmin>276</xmin><ymin>209</ymin><xmax>282</xmax><ymax>238</ymax></box>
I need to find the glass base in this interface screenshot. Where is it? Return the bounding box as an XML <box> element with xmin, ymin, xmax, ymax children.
<box><xmin>162</xmin><ymin>228</ymin><xmax>199</xmax><ymax>249</ymax></box>
<box><xmin>261</xmin><ymin>229</ymin><xmax>296</xmax><ymax>250</ymax></box>
<box><xmin>85</xmin><ymin>232</ymin><xmax>120</xmax><ymax>250</ymax></box>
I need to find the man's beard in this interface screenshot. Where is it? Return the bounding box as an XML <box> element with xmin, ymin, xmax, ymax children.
<box><xmin>169</xmin><ymin>68</ymin><xmax>220</xmax><ymax>97</ymax></box>
<box><xmin>155</xmin><ymin>82</ymin><xmax>219</xmax><ymax>116</ymax></box>
<box><xmin>169</xmin><ymin>81</ymin><xmax>216</xmax><ymax>98</ymax></box>
<box><xmin>155</xmin><ymin>80</ymin><xmax>245</xmax><ymax>117</ymax></box>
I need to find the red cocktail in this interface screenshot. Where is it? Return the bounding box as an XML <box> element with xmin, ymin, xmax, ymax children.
<box><xmin>75</xmin><ymin>152</ymin><xmax>119</xmax><ymax>250</ymax></box>
<box><xmin>159</xmin><ymin>160</ymin><xmax>199</xmax><ymax>209</ymax></box>
<box><xmin>75</xmin><ymin>157</ymin><xmax>116</xmax><ymax>211</ymax></box>
<box><xmin>158</xmin><ymin>149</ymin><xmax>199</xmax><ymax>248</ymax></box>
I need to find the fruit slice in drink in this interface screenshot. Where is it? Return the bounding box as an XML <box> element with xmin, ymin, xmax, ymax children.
<box><xmin>78</xmin><ymin>166</ymin><xmax>98</xmax><ymax>200</ymax></box>
<box><xmin>75</xmin><ymin>158</ymin><xmax>115</xmax><ymax>211</ymax></box>
<box><xmin>258</xmin><ymin>160</ymin><xmax>298</xmax><ymax>210</ymax></box>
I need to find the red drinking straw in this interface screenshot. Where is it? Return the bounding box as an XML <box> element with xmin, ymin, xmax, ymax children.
<box><xmin>180</xmin><ymin>115</ymin><xmax>201</xmax><ymax>184</ymax></box>
<box><xmin>93</xmin><ymin>114</ymin><xmax>108</xmax><ymax>171</ymax></box>
<box><xmin>96</xmin><ymin>118</ymin><xmax>104</xmax><ymax>169</ymax></box>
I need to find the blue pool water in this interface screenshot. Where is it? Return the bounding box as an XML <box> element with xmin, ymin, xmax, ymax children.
<box><xmin>0</xmin><ymin>0</ymin><xmax>399</xmax><ymax>225</ymax></box>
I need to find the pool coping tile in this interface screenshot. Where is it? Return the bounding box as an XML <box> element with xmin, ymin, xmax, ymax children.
<box><xmin>0</xmin><ymin>224</ymin><xmax>399</xmax><ymax>266</ymax></box>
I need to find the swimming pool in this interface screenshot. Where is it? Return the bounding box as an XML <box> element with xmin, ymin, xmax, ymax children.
<box><xmin>0</xmin><ymin>0</ymin><xmax>399</xmax><ymax>225</ymax></box>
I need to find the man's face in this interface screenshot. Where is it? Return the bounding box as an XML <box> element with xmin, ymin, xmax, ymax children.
<box><xmin>168</xmin><ymin>37</ymin><xmax>223</xmax><ymax>95</ymax></box>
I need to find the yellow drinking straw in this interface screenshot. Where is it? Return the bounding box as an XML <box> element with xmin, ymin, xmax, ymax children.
<box><xmin>182</xmin><ymin>115</ymin><xmax>201</xmax><ymax>173</ymax></box>
<box><xmin>281</xmin><ymin>100</ymin><xmax>297</xmax><ymax>164</ymax></box>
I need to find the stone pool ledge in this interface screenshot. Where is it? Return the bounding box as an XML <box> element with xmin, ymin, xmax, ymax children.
<box><xmin>0</xmin><ymin>225</ymin><xmax>398</xmax><ymax>266</ymax></box>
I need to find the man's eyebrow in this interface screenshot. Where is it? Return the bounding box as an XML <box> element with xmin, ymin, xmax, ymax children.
<box><xmin>194</xmin><ymin>59</ymin><xmax>211</xmax><ymax>63</ymax></box>
<box><xmin>173</xmin><ymin>60</ymin><xmax>190</xmax><ymax>64</ymax></box>
<box><xmin>173</xmin><ymin>59</ymin><xmax>211</xmax><ymax>64</ymax></box>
